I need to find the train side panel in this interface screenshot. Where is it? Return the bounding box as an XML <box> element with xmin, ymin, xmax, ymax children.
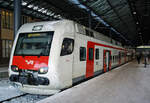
<box><xmin>72</xmin><ymin>33</ymin><xmax>87</xmax><ymax>81</ymax></box>
<box><xmin>56</xmin><ymin>21</ymin><xmax>75</xmax><ymax>88</ymax></box>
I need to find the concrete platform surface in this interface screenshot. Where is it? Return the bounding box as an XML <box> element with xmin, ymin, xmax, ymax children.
<box><xmin>38</xmin><ymin>61</ymin><xmax>150</xmax><ymax>103</ymax></box>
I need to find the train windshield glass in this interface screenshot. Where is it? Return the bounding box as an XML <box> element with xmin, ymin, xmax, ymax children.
<box><xmin>14</xmin><ymin>32</ymin><xmax>54</xmax><ymax>56</ymax></box>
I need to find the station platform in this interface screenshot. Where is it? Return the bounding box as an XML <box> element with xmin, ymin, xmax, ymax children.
<box><xmin>0</xmin><ymin>66</ymin><xmax>8</xmax><ymax>78</ymax></box>
<box><xmin>38</xmin><ymin>60</ymin><xmax>150</xmax><ymax>103</ymax></box>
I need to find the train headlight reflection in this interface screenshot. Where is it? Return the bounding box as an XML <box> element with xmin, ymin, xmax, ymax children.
<box><xmin>38</xmin><ymin>67</ymin><xmax>48</xmax><ymax>74</ymax></box>
<box><xmin>11</xmin><ymin>65</ymin><xmax>19</xmax><ymax>72</ymax></box>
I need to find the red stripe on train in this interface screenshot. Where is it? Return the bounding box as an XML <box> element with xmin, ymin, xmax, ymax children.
<box><xmin>12</xmin><ymin>56</ymin><xmax>49</xmax><ymax>71</ymax></box>
<box><xmin>86</xmin><ymin>41</ymin><xmax>126</xmax><ymax>78</ymax></box>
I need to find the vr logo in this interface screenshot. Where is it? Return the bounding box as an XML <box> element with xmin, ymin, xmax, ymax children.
<box><xmin>25</xmin><ymin>60</ymin><xmax>34</xmax><ymax>65</ymax></box>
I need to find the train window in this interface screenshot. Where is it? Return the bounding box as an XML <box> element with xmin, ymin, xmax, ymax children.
<box><xmin>95</xmin><ymin>48</ymin><xmax>99</xmax><ymax>60</ymax></box>
<box><xmin>89</xmin><ymin>48</ymin><xmax>94</xmax><ymax>60</ymax></box>
<box><xmin>60</xmin><ymin>38</ymin><xmax>74</xmax><ymax>56</ymax></box>
<box><xmin>80</xmin><ymin>47</ymin><xmax>86</xmax><ymax>61</ymax></box>
<box><xmin>113</xmin><ymin>56</ymin><xmax>115</xmax><ymax>62</ymax></box>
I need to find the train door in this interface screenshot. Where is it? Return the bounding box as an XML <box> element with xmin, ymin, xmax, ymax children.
<box><xmin>103</xmin><ymin>50</ymin><xmax>111</xmax><ymax>72</ymax></box>
<box><xmin>94</xmin><ymin>47</ymin><xmax>101</xmax><ymax>72</ymax></box>
<box><xmin>86</xmin><ymin>42</ymin><xmax>94</xmax><ymax>78</ymax></box>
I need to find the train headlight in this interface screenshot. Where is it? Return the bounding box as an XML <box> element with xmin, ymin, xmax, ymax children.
<box><xmin>11</xmin><ymin>65</ymin><xmax>19</xmax><ymax>72</ymax></box>
<box><xmin>38</xmin><ymin>67</ymin><xmax>48</xmax><ymax>74</ymax></box>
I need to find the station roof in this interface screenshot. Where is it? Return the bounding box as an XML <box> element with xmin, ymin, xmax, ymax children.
<box><xmin>0</xmin><ymin>0</ymin><xmax>149</xmax><ymax>46</ymax></box>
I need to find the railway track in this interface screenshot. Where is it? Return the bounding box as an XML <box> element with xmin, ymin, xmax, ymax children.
<box><xmin>0</xmin><ymin>93</ymin><xmax>28</xmax><ymax>103</ymax></box>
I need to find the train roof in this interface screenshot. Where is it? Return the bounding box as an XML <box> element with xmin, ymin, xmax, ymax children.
<box><xmin>18</xmin><ymin>19</ymin><xmax>73</xmax><ymax>33</ymax></box>
<box><xmin>18</xmin><ymin>19</ymin><xmax>124</xmax><ymax>49</ymax></box>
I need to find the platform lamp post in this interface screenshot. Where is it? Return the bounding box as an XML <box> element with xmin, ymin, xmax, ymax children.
<box><xmin>14</xmin><ymin>0</ymin><xmax>22</xmax><ymax>39</ymax></box>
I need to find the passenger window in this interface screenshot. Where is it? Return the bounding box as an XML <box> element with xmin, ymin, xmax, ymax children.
<box><xmin>113</xmin><ymin>56</ymin><xmax>114</xmax><ymax>62</ymax></box>
<box><xmin>80</xmin><ymin>47</ymin><xmax>86</xmax><ymax>61</ymax></box>
<box><xmin>60</xmin><ymin>38</ymin><xmax>74</xmax><ymax>56</ymax></box>
<box><xmin>95</xmin><ymin>48</ymin><xmax>99</xmax><ymax>60</ymax></box>
<box><xmin>89</xmin><ymin>48</ymin><xmax>93</xmax><ymax>60</ymax></box>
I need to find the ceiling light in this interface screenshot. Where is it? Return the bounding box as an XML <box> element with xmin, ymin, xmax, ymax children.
<box><xmin>38</xmin><ymin>8</ymin><xmax>44</xmax><ymax>12</ymax></box>
<box><xmin>54</xmin><ymin>15</ymin><xmax>57</xmax><ymax>18</ymax></box>
<box><xmin>47</xmin><ymin>12</ymin><xmax>50</xmax><ymax>15</ymax></box>
<box><xmin>38</xmin><ymin>9</ymin><xmax>42</xmax><ymax>12</ymax></box>
<box><xmin>22</xmin><ymin>1</ymin><xmax>27</xmax><ymax>6</ymax></box>
<box><xmin>133</xmin><ymin>12</ymin><xmax>136</xmax><ymax>15</ymax></box>
<box><xmin>33</xmin><ymin>6</ymin><xmax>38</xmax><ymax>10</ymax></box>
<box><xmin>28</xmin><ymin>4</ymin><xmax>33</xmax><ymax>8</ymax></box>
<box><xmin>42</xmin><ymin>10</ymin><xmax>47</xmax><ymax>13</ymax></box>
<box><xmin>50</xmin><ymin>13</ymin><xmax>55</xmax><ymax>16</ymax></box>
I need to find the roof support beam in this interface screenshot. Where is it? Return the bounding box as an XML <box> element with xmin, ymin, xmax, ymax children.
<box><xmin>106</xmin><ymin>0</ymin><xmax>131</xmax><ymax>39</ymax></box>
<box><xmin>88</xmin><ymin>10</ymin><xmax>92</xmax><ymax>29</ymax></box>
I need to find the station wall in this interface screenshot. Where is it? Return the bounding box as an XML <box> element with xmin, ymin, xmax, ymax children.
<box><xmin>0</xmin><ymin>9</ymin><xmax>41</xmax><ymax>65</ymax></box>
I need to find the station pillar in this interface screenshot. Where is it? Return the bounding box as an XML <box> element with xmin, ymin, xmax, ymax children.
<box><xmin>14</xmin><ymin>0</ymin><xmax>21</xmax><ymax>39</ymax></box>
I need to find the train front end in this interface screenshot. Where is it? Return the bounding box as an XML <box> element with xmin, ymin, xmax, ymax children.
<box><xmin>9</xmin><ymin>23</ymin><xmax>60</xmax><ymax>95</ymax></box>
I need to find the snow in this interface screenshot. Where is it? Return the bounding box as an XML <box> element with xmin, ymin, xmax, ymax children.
<box><xmin>0</xmin><ymin>79</ymin><xmax>48</xmax><ymax>103</ymax></box>
<box><xmin>3</xmin><ymin>94</ymin><xmax>48</xmax><ymax>103</ymax></box>
<box><xmin>0</xmin><ymin>79</ymin><xmax>24</xmax><ymax>101</ymax></box>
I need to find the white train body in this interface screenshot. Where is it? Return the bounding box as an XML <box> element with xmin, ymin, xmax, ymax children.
<box><xmin>9</xmin><ymin>20</ymin><xmax>133</xmax><ymax>95</ymax></box>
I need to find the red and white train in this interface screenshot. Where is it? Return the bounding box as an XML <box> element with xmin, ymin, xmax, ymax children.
<box><xmin>9</xmin><ymin>20</ymin><xmax>133</xmax><ymax>95</ymax></box>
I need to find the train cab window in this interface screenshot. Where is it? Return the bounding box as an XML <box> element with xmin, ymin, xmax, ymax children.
<box><xmin>80</xmin><ymin>47</ymin><xmax>86</xmax><ymax>61</ymax></box>
<box><xmin>89</xmin><ymin>48</ymin><xmax>94</xmax><ymax>60</ymax></box>
<box><xmin>95</xmin><ymin>48</ymin><xmax>99</xmax><ymax>60</ymax></box>
<box><xmin>60</xmin><ymin>38</ymin><xmax>74</xmax><ymax>56</ymax></box>
<box><xmin>14</xmin><ymin>32</ymin><xmax>54</xmax><ymax>56</ymax></box>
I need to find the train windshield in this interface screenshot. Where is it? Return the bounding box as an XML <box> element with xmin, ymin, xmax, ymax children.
<box><xmin>14</xmin><ymin>32</ymin><xmax>54</xmax><ymax>56</ymax></box>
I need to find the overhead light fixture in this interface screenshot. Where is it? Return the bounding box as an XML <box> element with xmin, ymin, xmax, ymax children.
<box><xmin>133</xmin><ymin>12</ymin><xmax>136</xmax><ymax>15</ymax></box>
<box><xmin>136</xmin><ymin>22</ymin><xmax>139</xmax><ymax>24</ymax></box>
<box><xmin>33</xmin><ymin>6</ymin><xmax>38</xmax><ymax>10</ymax></box>
<box><xmin>47</xmin><ymin>12</ymin><xmax>50</xmax><ymax>15</ymax></box>
<box><xmin>42</xmin><ymin>10</ymin><xmax>47</xmax><ymax>13</ymax></box>
<box><xmin>28</xmin><ymin>4</ymin><xmax>34</xmax><ymax>8</ymax></box>
<box><xmin>50</xmin><ymin>13</ymin><xmax>55</xmax><ymax>16</ymax></box>
<box><xmin>22</xmin><ymin>1</ymin><xmax>27</xmax><ymax>6</ymax></box>
<box><xmin>38</xmin><ymin>9</ymin><xmax>42</xmax><ymax>12</ymax></box>
<box><xmin>38</xmin><ymin>8</ymin><xmax>44</xmax><ymax>12</ymax></box>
